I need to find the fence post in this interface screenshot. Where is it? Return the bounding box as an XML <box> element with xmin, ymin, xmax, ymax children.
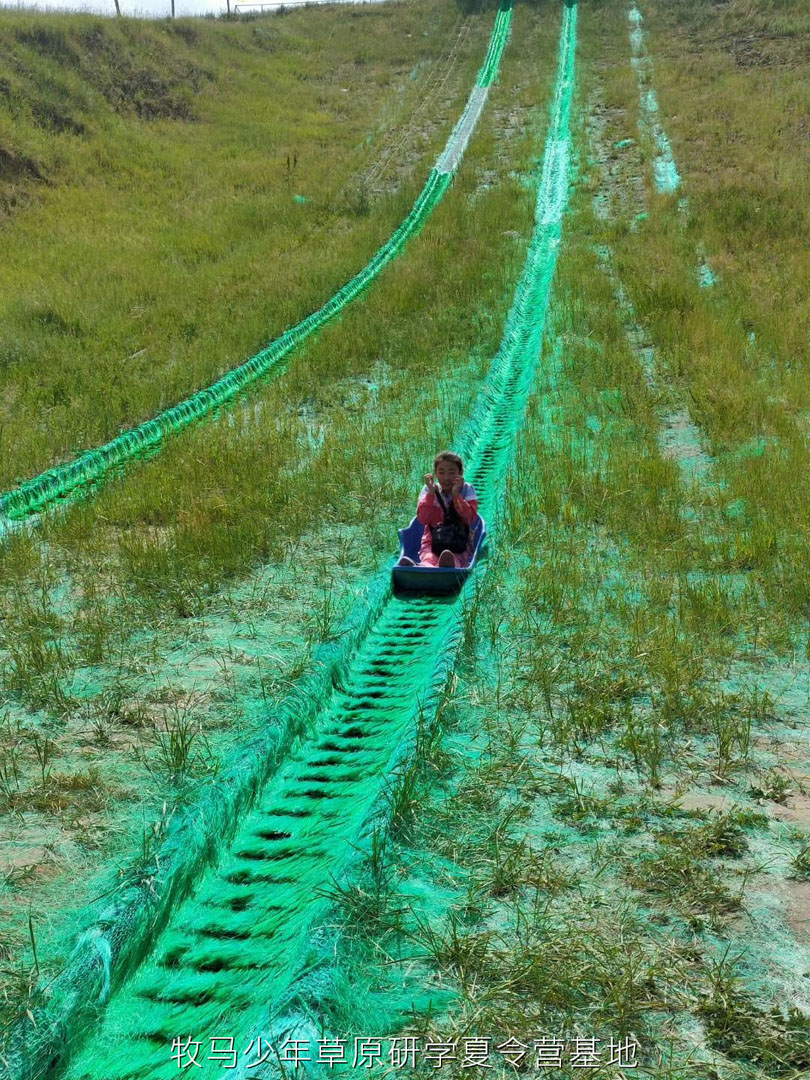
<box><xmin>113</xmin><ymin>0</ymin><xmax>121</xmax><ymax>14</ymax></box>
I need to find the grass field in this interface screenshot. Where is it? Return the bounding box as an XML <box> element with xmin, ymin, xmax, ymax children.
<box><xmin>0</xmin><ymin>0</ymin><xmax>487</xmax><ymax>484</ymax></box>
<box><xmin>0</xmin><ymin>0</ymin><xmax>560</xmax><ymax>1039</ymax></box>
<box><xmin>288</xmin><ymin>2</ymin><xmax>810</xmax><ymax>1077</ymax></box>
<box><xmin>4</xmin><ymin>0</ymin><xmax>810</xmax><ymax>1076</ymax></box>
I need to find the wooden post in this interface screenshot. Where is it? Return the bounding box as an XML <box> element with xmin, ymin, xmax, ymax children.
<box><xmin>226</xmin><ymin>0</ymin><xmax>230</xmax><ymax>14</ymax></box>
<box><xmin>171</xmin><ymin>0</ymin><xmax>175</xmax><ymax>15</ymax></box>
<box><xmin>113</xmin><ymin>0</ymin><xmax>121</xmax><ymax>14</ymax></box>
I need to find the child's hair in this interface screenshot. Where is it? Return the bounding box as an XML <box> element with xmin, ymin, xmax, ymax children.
<box><xmin>434</xmin><ymin>450</ymin><xmax>463</xmax><ymax>472</ymax></box>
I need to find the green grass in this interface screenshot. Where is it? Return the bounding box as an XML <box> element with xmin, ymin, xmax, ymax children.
<box><xmin>6</xmin><ymin>0</ymin><xmax>810</xmax><ymax>1072</ymax></box>
<box><xmin>296</xmin><ymin>9</ymin><xmax>810</xmax><ymax>1073</ymax></box>
<box><xmin>0</xmin><ymin>0</ymin><xmax>487</xmax><ymax>484</ymax></box>
<box><xmin>607</xmin><ymin>0</ymin><xmax>810</xmax><ymax>619</ymax></box>
<box><xmin>0</xmin><ymin>0</ymin><xmax>557</xmax><ymax>1036</ymax></box>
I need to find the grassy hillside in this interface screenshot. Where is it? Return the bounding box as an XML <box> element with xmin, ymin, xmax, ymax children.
<box><xmin>610</xmin><ymin>0</ymin><xmax>810</xmax><ymax>621</ymax></box>
<box><xmin>286</xmin><ymin>3</ymin><xmax>810</xmax><ymax>1078</ymax></box>
<box><xmin>0</xmin><ymin>0</ymin><xmax>559</xmax><ymax>1036</ymax></box>
<box><xmin>5</xmin><ymin>1</ymin><xmax>810</xmax><ymax>1076</ymax></box>
<box><xmin>0</xmin><ymin>0</ymin><xmax>487</xmax><ymax>485</ymax></box>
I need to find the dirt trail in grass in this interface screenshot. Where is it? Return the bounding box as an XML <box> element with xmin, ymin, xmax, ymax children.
<box><xmin>587</xmin><ymin>64</ymin><xmax>714</xmax><ymax>500</ymax></box>
<box><xmin>583</xmin><ymin>28</ymin><xmax>810</xmax><ymax>1070</ymax></box>
<box><xmin>627</xmin><ymin>5</ymin><xmax>680</xmax><ymax>196</ymax></box>
<box><xmin>627</xmin><ymin>3</ymin><xmax>716</xmax><ymax>289</ymax></box>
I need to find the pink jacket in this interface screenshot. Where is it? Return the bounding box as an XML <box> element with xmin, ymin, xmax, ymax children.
<box><xmin>417</xmin><ymin>483</ymin><xmax>479</xmax><ymax>566</ymax></box>
<box><xmin>417</xmin><ymin>484</ymin><xmax>479</xmax><ymax>528</ymax></box>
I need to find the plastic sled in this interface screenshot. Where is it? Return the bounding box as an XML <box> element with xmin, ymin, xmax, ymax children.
<box><xmin>392</xmin><ymin>516</ymin><xmax>486</xmax><ymax>594</ymax></box>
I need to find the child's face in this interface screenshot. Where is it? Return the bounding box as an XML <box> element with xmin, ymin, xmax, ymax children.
<box><xmin>435</xmin><ymin>460</ymin><xmax>462</xmax><ymax>491</ymax></box>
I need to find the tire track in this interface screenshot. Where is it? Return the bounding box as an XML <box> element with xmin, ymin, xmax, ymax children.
<box><xmin>628</xmin><ymin>4</ymin><xmax>716</xmax><ymax>289</ymax></box>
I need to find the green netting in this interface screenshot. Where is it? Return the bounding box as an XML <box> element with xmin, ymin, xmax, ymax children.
<box><xmin>1</xmin><ymin>4</ymin><xmax>583</xmax><ymax>1075</ymax></box>
<box><xmin>0</xmin><ymin>3</ymin><xmax>513</xmax><ymax>527</ymax></box>
<box><xmin>477</xmin><ymin>2</ymin><xmax>512</xmax><ymax>87</ymax></box>
<box><xmin>2</xmin><ymin>569</ymin><xmax>394</xmax><ymax>1080</ymax></box>
<box><xmin>65</xmin><ymin>593</ymin><xmax>466</xmax><ymax>1080</ymax></box>
<box><xmin>0</xmin><ymin>5</ymin><xmax>578</xmax><ymax>1078</ymax></box>
<box><xmin>458</xmin><ymin>0</ymin><xmax>577</xmax><ymax>511</ymax></box>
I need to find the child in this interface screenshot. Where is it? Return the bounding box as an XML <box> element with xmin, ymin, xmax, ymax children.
<box><xmin>399</xmin><ymin>451</ymin><xmax>479</xmax><ymax>567</ymax></box>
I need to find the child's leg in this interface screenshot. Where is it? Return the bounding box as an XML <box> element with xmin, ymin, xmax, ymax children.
<box><xmin>419</xmin><ymin>532</ymin><xmax>439</xmax><ymax>566</ymax></box>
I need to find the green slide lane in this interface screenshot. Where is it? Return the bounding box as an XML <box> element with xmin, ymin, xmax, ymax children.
<box><xmin>3</xmin><ymin>4</ymin><xmax>578</xmax><ymax>1078</ymax></box>
<box><xmin>0</xmin><ymin>3</ymin><xmax>513</xmax><ymax>531</ymax></box>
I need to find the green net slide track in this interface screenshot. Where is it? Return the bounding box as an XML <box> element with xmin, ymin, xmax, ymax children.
<box><xmin>0</xmin><ymin>3</ymin><xmax>513</xmax><ymax>537</ymax></box>
<box><xmin>4</xmin><ymin>4</ymin><xmax>577</xmax><ymax>1078</ymax></box>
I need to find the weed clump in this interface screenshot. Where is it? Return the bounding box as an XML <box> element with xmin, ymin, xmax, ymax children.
<box><xmin>668</xmin><ymin>812</ymin><xmax>751</xmax><ymax>859</ymax></box>
<box><xmin>698</xmin><ymin>953</ymin><xmax>810</xmax><ymax>1076</ymax></box>
<box><xmin>0</xmin><ymin>145</ymin><xmax>44</xmax><ymax>184</ymax></box>
<box><xmin>624</xmin><ymin>816</ymin><xmax>752</xmax><ymax>929</ymax></box>
<box><xmin>789</xmin><ymin>838</ymin><xmax>810</xmax><ymax>881</ymax></box>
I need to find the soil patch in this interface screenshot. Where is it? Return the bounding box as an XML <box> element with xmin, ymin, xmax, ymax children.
<box><xmin>0</xmin><ymin>146</ymin><xmax>43</xmax><ymax>184</ymax></box>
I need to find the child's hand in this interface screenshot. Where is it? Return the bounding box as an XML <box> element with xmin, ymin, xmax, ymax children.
<box><xmin>450</xmin><ymin>477</ymin><xmax>464</xmax><ymax>498</ymax></box>
<box><xmin>424</xmin><ymin>473</ymin><xmax>436</xmax><ymax>492</ymax></box>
